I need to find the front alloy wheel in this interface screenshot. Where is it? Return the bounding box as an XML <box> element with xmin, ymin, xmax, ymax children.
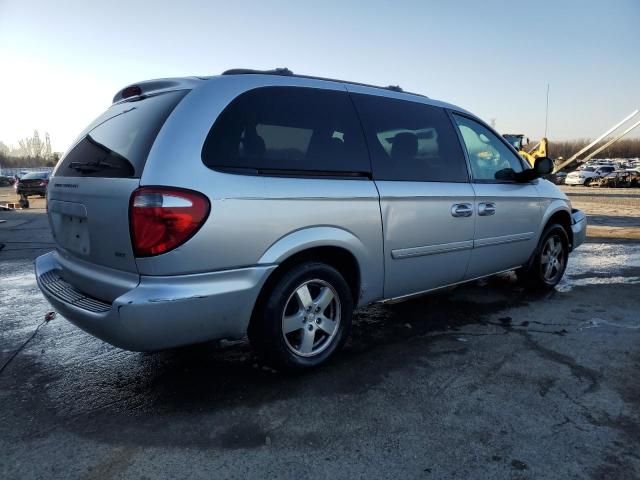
<box><xmin>517</xmin><ymin>224</ymin><xmax>569</xmax><ymax>289</ymax></box>
<box><xmin>539</xmin><ymin>235</ymin><xmax>566</xmax><ymax>284</ymax></box>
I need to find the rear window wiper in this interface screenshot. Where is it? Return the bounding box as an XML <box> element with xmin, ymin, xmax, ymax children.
<box><xmin>67</xmin><ymin>134</ymin><xmax>134</xmax><ymax>174</ymax></box>
<box><xmin>68</xmin><ymin>161</ymin><xmax>117</xmax><ymax>173</ymax></box>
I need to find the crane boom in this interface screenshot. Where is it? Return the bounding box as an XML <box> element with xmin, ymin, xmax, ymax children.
<box><xmin>553</xmin><ymin>109</ymin><xmax>639</xmax><ymax>173</ymax></box>
<box><xmin>581</xmin><ymin>118</ymin><xmax>640</xmax><ymax>164</ymax></box>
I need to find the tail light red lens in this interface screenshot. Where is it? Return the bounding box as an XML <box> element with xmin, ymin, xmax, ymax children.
<box><xmin>129</xmin><ymin>187</ymin><xmax>210</xmax><ymax>257</ymax></box>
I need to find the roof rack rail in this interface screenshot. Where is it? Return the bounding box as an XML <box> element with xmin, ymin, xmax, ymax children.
<box><xmin>222</xmin><ymin>67</ymin><xmax>294</xmax><ymax>76</ymax></box>
<box><xmin>220</xmin><ymin>68</ymin><xmax>426</xmax><ymax>98</ymax></box>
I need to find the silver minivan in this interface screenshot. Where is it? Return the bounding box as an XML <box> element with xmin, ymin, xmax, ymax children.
<box><xmin>36</xmin><ymin>69</ymin><xmax>586</xmax><ymax>370</ymax></box>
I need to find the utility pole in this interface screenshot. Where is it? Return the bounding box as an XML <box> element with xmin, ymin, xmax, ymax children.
<box><xmin>544</xmin><ymin>84</ymin><xmax>550</xmax><ymax>138</ymax></box>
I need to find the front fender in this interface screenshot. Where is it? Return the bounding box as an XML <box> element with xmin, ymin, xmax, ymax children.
<box><xmin>257</xmin><ymin>226</ymin><xmax>383</xmax><ymax>306</ymax></box>
<box><xmin>540</xmin><ymin>200</ymin><xmax>571</xmax><ymax>228</ymax></box>
<box><xmin>538</xmin><ymin>199</ymin><xmax>573</xmax><ymax>246</ymax></box>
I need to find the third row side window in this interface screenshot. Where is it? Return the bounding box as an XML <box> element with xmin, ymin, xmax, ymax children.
<box><xmin>201</xmin><ymin>86</ymin><xmax>370</xmax><ymax>174</ymax></box>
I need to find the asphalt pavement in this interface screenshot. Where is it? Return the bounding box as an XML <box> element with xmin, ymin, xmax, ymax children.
<box><xmin>1</xmin><ymin>191</ymin><xmax>639</xmax><ymax>480</ymax></box>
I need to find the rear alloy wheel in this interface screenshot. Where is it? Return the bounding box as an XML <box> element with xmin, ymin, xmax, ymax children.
<box><xmin>282</xmin><ymin>279</ymin><xmax>342</xmax><ymax>358</ymax></box>
<box><xmin>249</xmin><ymin>262</ymin><xmax>353</xmax><ymax>371</ymax></box>
<box><xmin>517</xmin><ymin>224</ymin><xmax>569</xmax><ymax>289</ymax></box>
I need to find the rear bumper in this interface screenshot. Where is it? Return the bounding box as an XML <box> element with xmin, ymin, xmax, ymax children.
<box><xmin>17</xmin><ymin>187</ymin><xmax>47</xmax><ymax>196</ymax></box>
<box><xmin>571</xmin><ymin>209</ymin><xmax>587</xmax><ymax>250</ymax></box>
<box><xmin>35</xmin><ymin>251</ymin><xmax>275</xmax><ymax>351</ymax></box>
<box><xmin>564</xmin><ymin>177</ymin><xmax>584</xmax><ymax>185</ymax></box>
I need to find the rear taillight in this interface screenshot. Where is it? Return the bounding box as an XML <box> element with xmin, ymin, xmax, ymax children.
<box><xmin>129</xmin><ymin>187</ymin><xmax>210</xmax><ymax>257</ymax></box>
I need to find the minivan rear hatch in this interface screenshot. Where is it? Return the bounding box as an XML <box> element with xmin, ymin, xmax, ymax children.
<box><xmin>48</xmin><ymin>89</ymin><xmax>188</xmax><ymax>300</ymax></box>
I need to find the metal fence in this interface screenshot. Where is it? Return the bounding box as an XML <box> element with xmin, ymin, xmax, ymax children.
<box><xmin>0</xmin><ymin>167</ymin><xmax>54</xmax><ymax>177</ymax></box>
<box><xmin>561</xmin><ymin>186</ymin><xmax>640</xmax><ymax>209</ymax></box>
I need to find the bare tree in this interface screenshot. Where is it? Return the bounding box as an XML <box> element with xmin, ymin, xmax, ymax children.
<box><xmin>0</xmin><ymin>131</ymin><xmax>60</xmax><ymax>168</ymax></box>
<box><xmin>17</xmin><ymin>130</ymin><xmax>48</xmax><ymax>159</ymax></box>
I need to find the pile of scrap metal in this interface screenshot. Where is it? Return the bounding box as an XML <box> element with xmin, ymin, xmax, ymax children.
<box><xmin>590</xmin><ymin>170</ymin><xmax>640</xmax><ymax>188</ymax></box>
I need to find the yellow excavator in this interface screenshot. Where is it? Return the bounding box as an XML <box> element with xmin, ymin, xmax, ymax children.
<box><xmin>503</xmin><ymin>134</ymin><xmax>548</xmax><ymax>167</ymax></box>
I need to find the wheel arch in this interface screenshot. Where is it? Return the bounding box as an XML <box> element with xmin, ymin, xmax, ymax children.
<box><xmin>540</xmin><ymin>203</ymin><xmax>573</xmax><ymax>249</ymax></box>
<box><xmin>256</xmin><ymin>226</ymin><xmax>382</xmax><ymax>307</ymax></box>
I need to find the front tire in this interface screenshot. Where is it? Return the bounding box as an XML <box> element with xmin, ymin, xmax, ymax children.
<box><xmin>249</xmin><ymin>262</ymin><xmax>353</xmax><ymax>371</ymax></box>
<box><xmin>517</xmin><ymin>224</ymin><xmax>569</xmax><ymax>289</ymax></box>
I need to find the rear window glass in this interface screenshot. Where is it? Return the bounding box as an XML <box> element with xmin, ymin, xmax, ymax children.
<box><xmin>201</xmin><ymin>86</ymin><xmax>370</xmax><ymax>176</ymax></box>
<box><xmin>351</xmin><ymin>93</ymin><xmax>468</xmax><ymax>182</ymax></box>
<box><xmin>21</xmin><ymin>172</ymin><xmax>50</xmax><ymax>180</ymax></box>
<box><xmin>56</xmin><ymin>90</ymin><xmax>187</xmax><ymax>178</ymax></box>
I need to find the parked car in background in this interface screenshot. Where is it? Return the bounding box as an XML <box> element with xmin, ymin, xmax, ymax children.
<box><xmin>552</xmin><ymin>172</ymin><xmax>567</xmax><ymax>185</ymax></box>
<box><xmin>590</xmin><ymin>169</ymin><xmax>640</xmax><ymax>188</ymax></box>
<box><xmin>0</xmin><ymin>175</ymin><xmax>15</xmax><ymax>187</ymax></box>
<box><xmin>625</xmin><ymin>169</ymin><xmax>640</xmax><ymax>187</ymax></box>
<box><xmin>565</xmin><ymin>165</ymin><xmax>615</xmax><ymax>186</ymax></box>
<box><xmin>35</xmin><ymin>69</ymin><xmax>586</xmax><ymax>370</ymax></box>
<box><xmin>15</xmin><ymin>171</ymin><xmax>50</xmax><ymax>198</ymax></box>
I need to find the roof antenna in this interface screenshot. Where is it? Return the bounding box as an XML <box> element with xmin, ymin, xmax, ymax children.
<box><xmin>544</xmin><ymin>83</ymin><xmax>550</xmax><ymax>138</ymax></box>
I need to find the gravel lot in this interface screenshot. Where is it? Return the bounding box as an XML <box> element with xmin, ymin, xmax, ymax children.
<box><xmin>1</xmin><ymin>186</ymin><xmax>639</xmax><ymax>479</ymax></box>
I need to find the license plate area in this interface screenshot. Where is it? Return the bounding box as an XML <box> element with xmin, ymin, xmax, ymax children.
<box><xmin>51</xmin><ymin>212</ymin><xmax>90</xmax><ymax>256</ymax></box>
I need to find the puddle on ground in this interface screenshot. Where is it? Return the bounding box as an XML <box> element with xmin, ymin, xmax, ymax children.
<box><xmin>581</xmin><ymin>317</ymin><xmax>640</xmax><ymax>330</ymax></box>
<box><xmin>557</xmin><ymin>243</ymin><xmax>640</xmax><ymax>292</ymax></box>
<box><xmin>0</xmin><ymin>260</ymin><xmax>52</xmax><ymax>342</ymax></box>
<box><xmin>566</xmin><ymin>243</ymin><xmax>640</xmax><ymax>275</ymax></box>
<box><xmin>556</xmin><ymin>276</ymin><xmax>640</xmax><ymax>292</ymax></box>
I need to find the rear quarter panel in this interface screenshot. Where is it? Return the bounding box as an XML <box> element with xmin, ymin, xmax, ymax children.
<box><xmin>137</xmin><ymin>75</ymin><xmax>385</xmax><ymax>305</ymax></box>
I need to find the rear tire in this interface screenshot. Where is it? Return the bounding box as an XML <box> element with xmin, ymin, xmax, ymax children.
<box><xmin>517</xmin><ymin>224</ymin><xmax>569</xmax><ymax>290</ymax></box>
<box><xmin>249</xmin><ymin>261</ymin><xmax>353</xmax><ymax>371</ymax></box>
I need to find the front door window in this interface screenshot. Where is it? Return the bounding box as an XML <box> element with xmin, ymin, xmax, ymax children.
<box><xmin>453</xmin><ymin>115</ymin><xmax>524</xmax><ymax>182</ymax></box>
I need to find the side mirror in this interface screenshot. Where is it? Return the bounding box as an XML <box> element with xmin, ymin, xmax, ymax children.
<box><xmin>534</xmin><ymin>157</ymin><xmax>554</xmax><ymax>175</ymax></box>
<box><xmin>495</xmin><ymin>168</ymin><xmax>516</xmax><ymax>181</ymax></box>
<box><xmin>514</xmin><ymin>157</ymin><xmax>554</xmax><ymax>182</ymax></box>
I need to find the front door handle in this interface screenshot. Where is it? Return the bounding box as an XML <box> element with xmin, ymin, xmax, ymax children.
<box><xmin>478</xmin><ymin>202</ymin><xmax>496</xmax><ymax>216</ymax></box>
<box><xmin>451</xmin><ymin>203</ymin><xmax>473</xmax><ymax>217</ymax></box>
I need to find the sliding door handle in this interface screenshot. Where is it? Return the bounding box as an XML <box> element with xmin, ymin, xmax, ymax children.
<box><xmin>451</xmin><ymin>203</ymin><xmax>473</xmax><ymax>217</ymax></box>
<box><xmin>478</xmin><ymin>202</ymin><xmax>496</xmax><ymax>216</ymax></box>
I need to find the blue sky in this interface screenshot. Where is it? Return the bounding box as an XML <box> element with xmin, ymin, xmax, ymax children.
<box><xmin>1</xmin><ymin>0</ymin><xmax>638</xmax><ymax>152</ymax></box>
